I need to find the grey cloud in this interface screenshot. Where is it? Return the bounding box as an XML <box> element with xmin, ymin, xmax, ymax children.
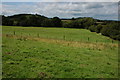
<box><xmin>85</xmin><ymin>3</ymin><xmax>104</xmax><ymax>9</ymax></box>
<box><xmin>2</xmin><ymin>2</ymin><xmax>118</xmax><ymax>20</ymax></box>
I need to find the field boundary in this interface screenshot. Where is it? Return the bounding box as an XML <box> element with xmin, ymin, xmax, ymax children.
<box><xmin>3</xmin><ymin>34</ymin><xmax>118</xmax><ymax>50</ymax></box>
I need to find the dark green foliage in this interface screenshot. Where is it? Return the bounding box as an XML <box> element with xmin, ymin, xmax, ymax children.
<box><xmin>2</xmin><ymin>15</ymin><xmax>13</xmax><ymax>26</ymax></box>
<box><xmin>62</xmin><ymin>21</ymin><xmax>72</xmax><ymax>28</ymax></box>
<box><xmin>63</xmin><ymin>20</ymin><xmax>80</xmax><ymax>28</ymax></box>
<box><xmin>52</xmin><ymin>17</ymin><xmax>62</xmax><ymax>27</ymax></box>
<box><xmin>101</xmin><ymin>25</ymin><xmax>110</xmax><ymax>36</ymax></box>
<box><xmin>95</xmin><ymin>24</ymin><xmax>103</xmax><ymax>33</ymax></box>
<box><xmin>81</xmin><ymin>17</ymin><xmax>96</xmax><ymax>29</ymax></box>
<box><xmin>88</xmin><ymin>25</ymin><xmax>96</xmax><ymax>32</ymax></box>
<box><xmin>2</xmin><ymin>14</ymin><xmax>63</xmax><ymax>28</ymax></box>
<box><xmin>71</xmin><ymin>20</ymin><xmax>83</xmax><ymax>28</ymax></box>
<box><xmin>100</xmin><ymin>22</ymin><xmax>120</xmax><ymax>40</ymax></box>
<box><xmin>41</xmin><ymin>19</ymin><xmax>54</xmax><ymax>27</ymax></box>
<box><xmin>62</xmin><ymin>17</ymin><xmax>96</xmax><ymax>29</ymax></box>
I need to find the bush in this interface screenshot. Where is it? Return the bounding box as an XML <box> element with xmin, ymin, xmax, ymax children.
<box><xmin>41</xmin><ymin>19</ymin><xmax>53</xmax><ymax>27</ymax></box>
<box><xmin>101</xmin><ymin>24</ymin><xmax>120</xmax><ymax>40</ymax></box>
<box><xmin>62</xmin><ymin>21</ymin><xmax>72</xmax><ymax>28</ymax></box>
<box><xmin>101</xmin><ymin>25</ymin><xmax>110</xmax><ymax>36</ymax></box>
<box><xmin>95</xmin><ymin>24</ymin><xmax>103</xmax><ymax>33</ymax></box>
<box><xmin>52</xmin><ymin>17</ymin><xmax>62</xmax><ymax>27</ymax></box>
<box><xmin>89</xmin><ymin>25</ymin><xmax>96</xmax><ymax>32</ymax></box>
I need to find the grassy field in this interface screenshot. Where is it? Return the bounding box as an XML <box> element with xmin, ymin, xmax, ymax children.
<box><xmin>2</xmin><ymin>26</ymin><xmax>118</xmax><ymax>78</ymax></box>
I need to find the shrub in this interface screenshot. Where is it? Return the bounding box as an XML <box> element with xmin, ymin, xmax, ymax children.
<box><xmin>95</xmin><ymin>24</ymin><xmax>103</xmax><ymax>33</ymax></box>
<box><xmin>89</xmin><ymin>25</ymin><xmax>96</xmax><ymax>32</ymax></box>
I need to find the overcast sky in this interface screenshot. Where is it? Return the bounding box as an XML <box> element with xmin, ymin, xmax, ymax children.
<box><xmin>1</xmin><ymin>2</ymin><xmax>119</xmax><ymax>20</ymax></box>
<box><xmin>2</xmin><ymin>0</ymin><xmax>119</xmax><ymax>2</ymax></box>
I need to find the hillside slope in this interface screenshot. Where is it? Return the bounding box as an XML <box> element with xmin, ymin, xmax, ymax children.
<box><xmin>2</xmin><ymin>26</ymin><xmax>118</xmax><ymax>78</ymax></box>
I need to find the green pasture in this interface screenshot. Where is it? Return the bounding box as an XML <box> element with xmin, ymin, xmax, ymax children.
<box><xmin>2</xmin><ymin>26</ymin><xmax>118</xmax><ymax>78</ymax></box>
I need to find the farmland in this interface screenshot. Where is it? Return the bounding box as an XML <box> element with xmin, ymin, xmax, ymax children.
<box><xmin>2</xmin><ymin>26</ymin><xmax>118</xmax><ymax>78</ymax></box>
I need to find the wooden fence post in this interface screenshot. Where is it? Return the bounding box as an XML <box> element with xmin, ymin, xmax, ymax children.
<box><xmin>88</xmin><ymin>37</ymin><xmax>89</xmax><ymax>41</ymax></box>
<box><xmin>112</xmin><ymin>40</ymin><xmax>113</xmax><ymax>43</ymax></box>
<box><xmin>37</xmin><ymin>34</ymin><xmax>39</xmax><ymax>37</ymax></box>
<box><xmin>14</xmin><ymin>31</ymin><xmax>16</xmax><ymax>35</ymax></box>
<box><xmin>63</xmin><ymin>35</ymin><xmax>65</xmax><ymax>40</ymax></box>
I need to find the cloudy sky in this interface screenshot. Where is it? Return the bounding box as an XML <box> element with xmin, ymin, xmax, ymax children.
<box><xmin>1</xmin><ymin>0</ymin><xmax>119</xmax><ymax>2</ymax></box>
<box><xmin>1</xmin><ymin>1</ymin><xmax>119</xmax><ymax>20</ymax></box>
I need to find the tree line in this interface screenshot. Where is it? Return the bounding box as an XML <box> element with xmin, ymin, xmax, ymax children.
<box><xmin>1</xmin><ymin>14</ymin><xmax>120</xmax><ymax>41</ymax></box>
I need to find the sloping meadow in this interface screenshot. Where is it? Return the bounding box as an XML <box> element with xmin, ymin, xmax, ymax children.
<box><xmin>2</xmin><ymin>26</ymin><xmax>118</xmax><ymax>78</ymax></box>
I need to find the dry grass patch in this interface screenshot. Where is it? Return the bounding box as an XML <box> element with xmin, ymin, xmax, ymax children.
<box><xmin>4</xmin><ymin>34</ymin><xmax>118</xmax><ymax>50</ymax></box>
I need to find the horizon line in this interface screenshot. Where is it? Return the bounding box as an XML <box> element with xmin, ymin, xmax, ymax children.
<box><xmin>2</xmin><ymin>13</ymin><xmax>119</xmax><ymax>21</ymax></box>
